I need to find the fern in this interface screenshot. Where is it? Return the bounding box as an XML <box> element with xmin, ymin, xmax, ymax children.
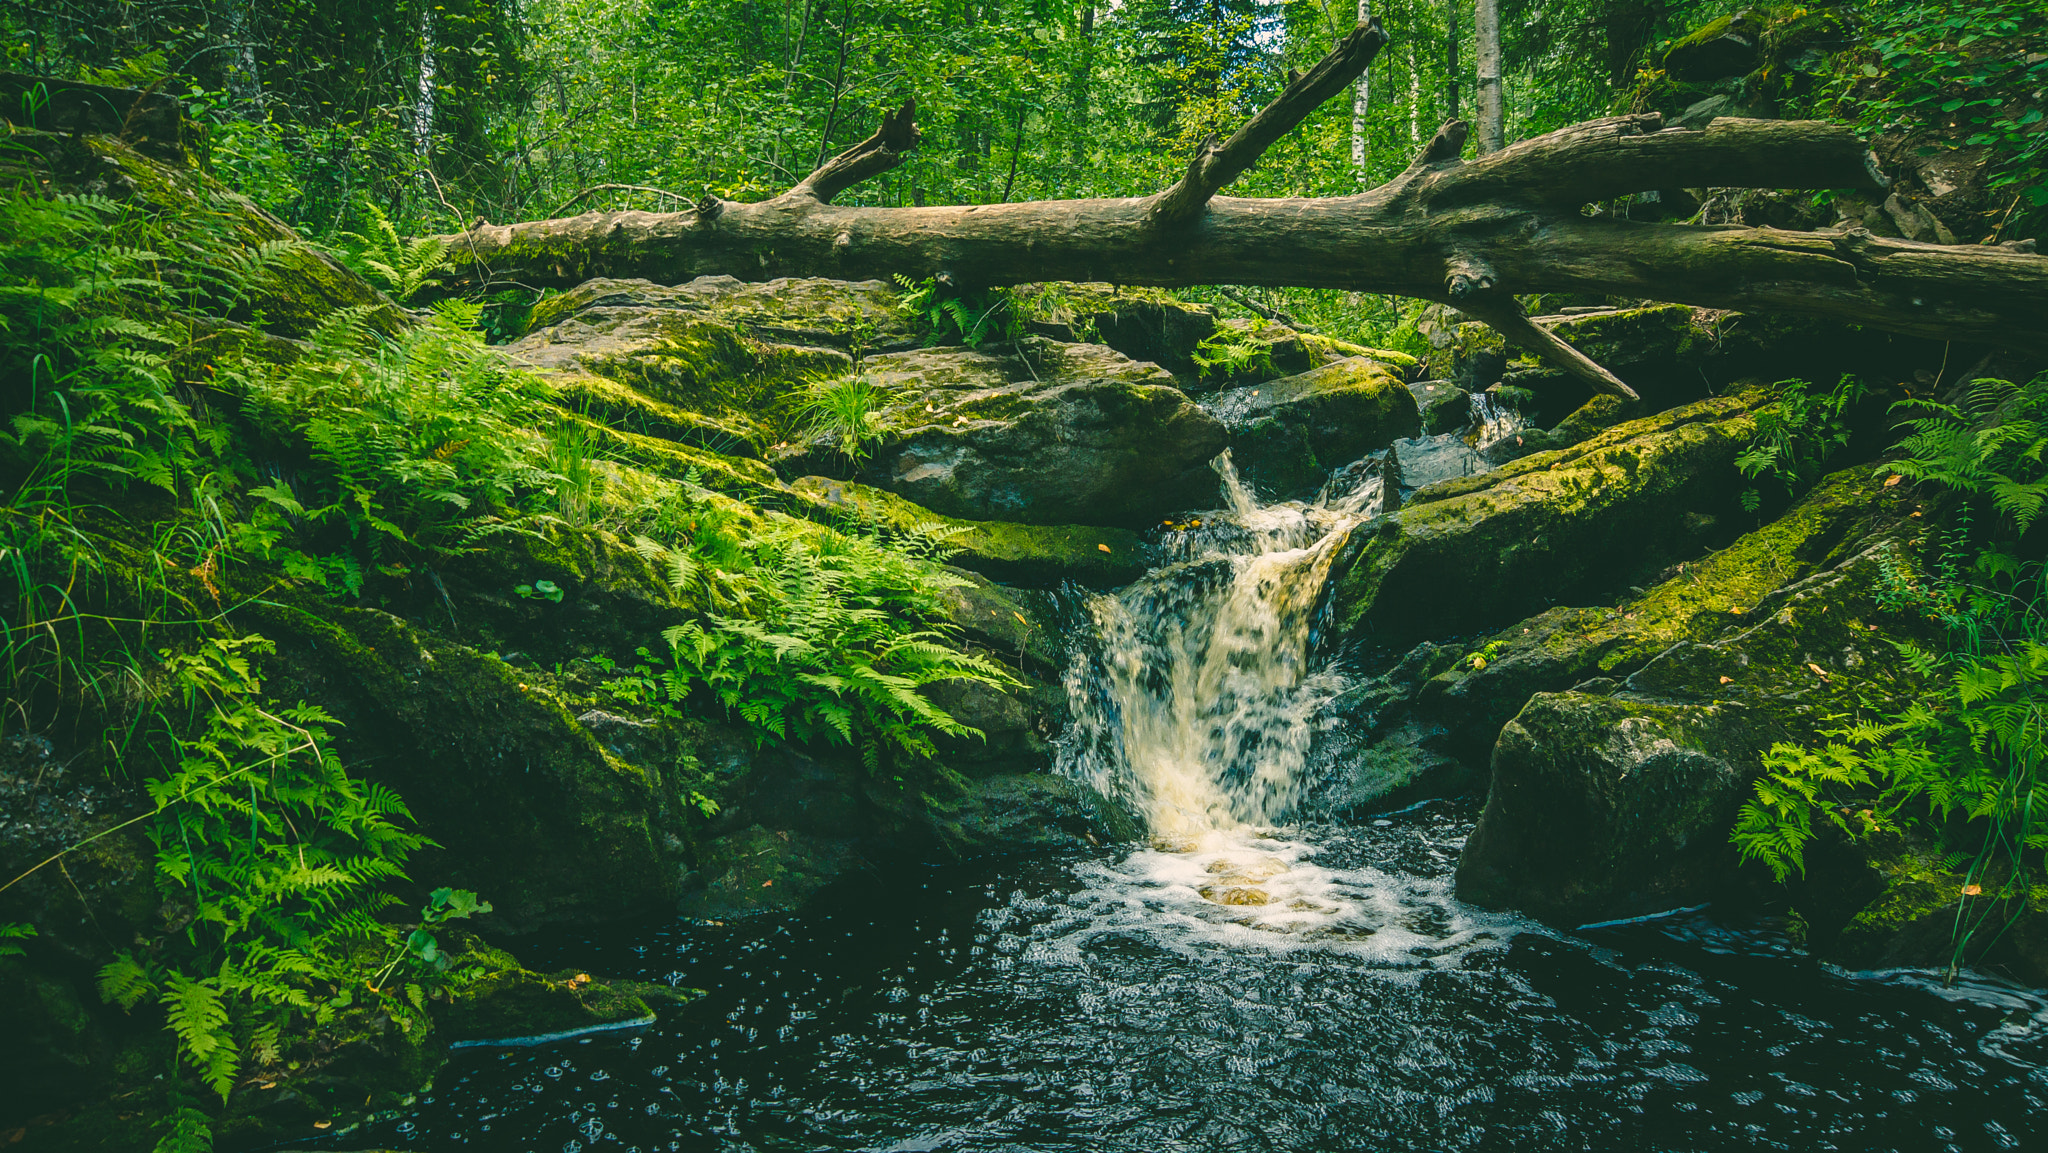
<box><xmin>330</xmin><ymin>200</ymin><xmax>452</xmax><ymax>302</ymax></box>
<box><xmin>1731</xmin><ymin>371</ymin><xmax>2048</xmax><ymax>974</ymax></box>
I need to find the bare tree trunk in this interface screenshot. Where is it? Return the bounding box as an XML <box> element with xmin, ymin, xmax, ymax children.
<box><xmin>1444</xmin><ymin>0</ymin><xmax>1460</xmax><ymax>123</ymax></box>
<box><xmin>1350</xmin><ymin>0</ymin><xmax>1372</xmax><ymax>185</ymax></box>
<box><xmin>1474</xmin><ymin>0</ymin><xmax>1504</xmax><ymax>154</ymax></box>
<box><xmin>438</xmin><ymin>23</ymin><xmax>2048</xmax><ymax>397</ymax></box>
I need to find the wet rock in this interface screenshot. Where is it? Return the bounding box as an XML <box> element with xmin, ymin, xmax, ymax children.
<box><xmin>924</xmin><ymin>663</ymin><xmax>1065</xmax><ymax>778</ymax></box>
<box><xmin>1456</xmin><ymin>692</ymin><xmax>1775</xmax><ymax>926</ymax></box>
<box><xmin>1202</xmin><ymin>357</ymin><xmax>1419</xmax><ymax>501</ymax></box>
<box><xmin>1014</xmin><ymin>282</ymin><xmax>1219</xmax><ymax>379</ymax></box>
<box><xmin>677</xmin><ymin>823</ymin><xmax>857</xmax><ymax>918</ymax></box>
<box><xmin>955</xmin><ymin>774</ymin><xmax>1139</xmax><ymax>852</ymax></box>
<box><xmin>788</xmin><ymin>475</ymin><xmax>1147</xmax><ymax>587</ymax></box>
<box><xmin>1386</xmin><ymin>433</ymin><xmax>1490</xmax><ymax>497</ymax></box>
<box><xmin>437</xmin><ymin>936</ymin><xmax>693</xmax><ymax>1044</ymax></box>
<box><xmin>858</xmin><ymin>339</ymin><xmax>1227</xmax><ymax>527</ymax></box>
<box><xmin>1326</xmin><ymin>391</ymin><xmax>1763</xmax><ymax>649</ymax></box>
<box><xmin>1409</xmin><ymin>380</ymin><xmax>1471</xmax><ymax>435</ymax></box>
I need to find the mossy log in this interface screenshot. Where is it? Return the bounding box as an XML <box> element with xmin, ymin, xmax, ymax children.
<box><xmin>435</xmin><ymin>20</ymin><xmax>2047</xmax><ymax>402</ymax></box>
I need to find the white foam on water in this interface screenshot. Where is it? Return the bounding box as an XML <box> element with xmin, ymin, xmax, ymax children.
<box><xmin>1056</xmin><ymin>451</ymin><xmax>1523</xmax><ymax>963</ymax></box>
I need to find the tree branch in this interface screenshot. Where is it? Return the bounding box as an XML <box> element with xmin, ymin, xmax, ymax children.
<box><xmin>545</xmin><ymin>183</ymin><xmax>694</xmax><ymax>220</ymax></box>
<box><xmin>787</xmin><ymin>97</ymin><xmax>920</xmax><ymax>204</ymax></box>
<box><xmin>1149</xmin><ymin>18</ymin><xmax>1392</xmax><ymax>225</ymax></box>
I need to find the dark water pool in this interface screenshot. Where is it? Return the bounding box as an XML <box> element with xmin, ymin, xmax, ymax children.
<box><xmin>319</xmin><ymin>802</ymin><xmax>2048</xmax><ymax>1152</ymax></box>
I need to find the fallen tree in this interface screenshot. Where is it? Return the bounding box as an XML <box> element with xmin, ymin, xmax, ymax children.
<box><xmin>438</xmin><ymin>19</ymin><xmax>2048</xmax><ymax>400</ymax></box>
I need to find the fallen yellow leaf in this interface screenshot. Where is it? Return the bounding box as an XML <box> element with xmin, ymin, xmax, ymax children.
<box><xmin>314</xmin><ymin>1121</ymin><xmax>332</xmax><ymax>1130</ymax></box>
<box><xmin>1097</xmin><ymin>543</ymin><xmax>1112</xmax><ymax>553</ymax></box>
<box><xmin>1718</xmin><ymin>676</ymin><xmax>1733</xmax><ymax>685</ymax></box>
<box><xmin>1808</xmin><ymin>662</ymin><xmax>1828</xmax><ymax>677</ymax></box>
<box><xmin>1884</xmin><ymin>474</ymin><xmax>1903</xmax><ymax>487</ymax></box>
<box><xmin>762</xmin><ymin>879</ymin><xmax>774</xmax><ymax>887</ymax></box>
<box><xmin>1963</xmin><ymin>884</ymin><xmax>1983</xmax><ymax>896</ymax></box>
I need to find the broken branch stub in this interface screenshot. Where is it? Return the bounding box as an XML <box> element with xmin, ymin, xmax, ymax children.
<box><xmin>1150</xmin><ymin>18</ymin><xmax>1392</xmax><ymax>225</ymax></box>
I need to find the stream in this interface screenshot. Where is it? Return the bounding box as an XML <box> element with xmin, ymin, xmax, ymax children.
<box><xmin>325</xmin><ymin>451</ymin><xmax>2048</xmax><ymax>1152</ymax></box>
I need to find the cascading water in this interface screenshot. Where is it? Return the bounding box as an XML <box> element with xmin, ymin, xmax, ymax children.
<box><xmin>1051</xmin><ymin>451</ymin><xmax>1506</xmax><ymax>951</ymax></box>
<box><xmin>328</xmin><ymin>443</ymin><xmax>2048</xmax><ymax>1153</ymax></box>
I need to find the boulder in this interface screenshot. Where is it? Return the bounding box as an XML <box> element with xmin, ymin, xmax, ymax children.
<box><xmin>1455</xmin><ymin>692</ymin><xmax>1773</xmax><ymax>925</ymax></box>
<box><xmin>1201</xmin><ymin>357</ymin><xmax>1420</xmax><ymax>500</ymax></box>
<box><xmin>1660</xmin><ymin>12</ymin><xmax>1763</xmax><ymax>82</ymax></box>
<box><xmin>856</xmin><ymin>338</ymin><xmax>1228</xmax><ymax>526</ymax></box>
<box><xmin>1453</xmin><ymin>540</ymin><xmax>1937</xmax><ymax>928</ymax></box>
<box><xmin>1326</xmin><ymin>390</ymin><xmax>1763</xmax><ymax>649</ymax></box>
<box><xmin>508</xmin><ymin>276</ymin><xmax>913</xmax><ymax>454</ymax></box>
<box><xmin>1014</xmin><ymin>282</ymin><xmax>1219</xmax><ymax>379</ymax></box>
<box><xmin>1408</xmin><ymin>379</ymin><xmax>1472</xmax><ymax>435</ymax></box>
<box><xmin>788</xmin><ymin>475</ymin><xmax>1148</xmax><ymax>587</ymax></box>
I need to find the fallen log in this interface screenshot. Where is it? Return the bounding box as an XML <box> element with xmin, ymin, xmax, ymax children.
<box><xmin>438</xmin><ymin>20</ymin><xmax>2048</xmax><ymax>398</ymax></box>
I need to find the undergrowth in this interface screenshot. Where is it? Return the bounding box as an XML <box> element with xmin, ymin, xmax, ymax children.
<box><xmin>1732</xmin><ymin>372</ymin><xmax>2048</xmax><ymax>977</ymax></box>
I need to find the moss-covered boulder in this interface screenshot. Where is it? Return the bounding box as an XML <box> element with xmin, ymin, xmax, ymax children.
<box><xmin>789</xmin><ymin>476</ymin><xmax>1147</xmax><ymax>586</ymax></box>
<box><xmin>240</xmin><ymin>597</ymin><xmax>700</xmax><ymax>933</ymax></box>
<box><xmin>1659</xmin><ymin>11</ymin><xmax>1764</xmax><ymax>81</ymax></box>
<box><xmin>1455</xmin><ymin>692</ymin><xmax>1775</xmax><ymax>925</ymax></box>
<box><xmin>436</xmin><ymin>936</ymin><xmax>692</xmax><ymax>1045</ymax></box>
<box><xmin>1412</xmin><ymin>464</ymin><xmax>1914</xmax><ymax>761</ymax></box>
<box><xmin>1326</xmin><ymin>390</ymin><xmax>1762</xmax><ymax>650</ymax></box>
<box><xmin>0</xmin><ymin>130</ymin><xmax>403</xmax><ymax>340</ymax></box>
<box><xmin>1201</xmin><ymin>357</ymin><xmax>1420</xmax><ymax>501</ymax></box>
<box><xmin>1014</xmin><ymin>282</ymin><xmax>1220</xmax><ymax>379</ymax></box>
<box><xmin>851</xmin><ymin>339</ymin><xmax>1227</xmax><ymax>527</ymax></box>
<box><xmin>1452</xmin><ymin>535</ymin><xmax>1936</xmax><ymax>927</ymax></box>
<box><xmin>510</xmin><ymin>278</ymin><xmax>901</xmax><ymax>453</ymax></box>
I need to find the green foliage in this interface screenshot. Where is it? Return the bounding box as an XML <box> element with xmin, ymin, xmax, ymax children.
<box><xmin>895</xmin><ymin>276</ymin><xmax>1021</xmax><ymax>350</ymax></box>
<box><xmin>0</xmin><ymin>921</ymin><xmax>33</xmax><ymax>956</ymax></box>
<box><xmin>1191</xmin><ymin>322</ymin><xmax>1279</xmax><ymax>384</ymax></box>
<box><xmin>1732</xmin><ymin>372</ymin><xmax>2048</xmax><ymax>974</ymax></box>
<box><xmin>798</xmin><ymin>373</ymin><xmax>899</xmax><ymax>464</ymax></box>
<box><xmin>631</xmin><ymin>513</ymin><xmax>1013</xmax><ymax>775</ymax></box>
<box><xmin>229</xmin><ymin>299</ymin><xmax>565</xmax><ymax>590</ymax></box>
<box><xmin>331</xmin><ymin>201</ymin><xmax>452</xmax><ymax>303</ymax></box>
<box><xmin>1833</xmin><ymin>0</ymin><xmax>2048</xmax><ymax>229</ymax></box>
<box><xmin>1736</xmin><ymin>375</ymin><xmax>1867</xmax><ymax>511</ymax></box>
<box><xmin>515</xmin><ymin>579</ymin><xmax>565</xmax><ymax>603</ymax></box>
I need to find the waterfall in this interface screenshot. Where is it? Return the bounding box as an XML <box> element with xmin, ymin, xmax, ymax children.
<box><xmin>1059</xmin><ymin>452</ymin><xmax>1379</xmax><ymax>838</ymax></box>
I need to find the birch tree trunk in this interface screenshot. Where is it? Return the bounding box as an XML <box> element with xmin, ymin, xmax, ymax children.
<box><xmin>1474</xmin><ymin>0</ymin><xmax>1504</xmax><ymax>155</ymax></box>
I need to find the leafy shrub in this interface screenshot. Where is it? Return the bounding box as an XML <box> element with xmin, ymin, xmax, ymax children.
<box><xmin>895</xmin><ymin>275</ymin><xmax>1020</xmax><ymax>349</ymax></box>
<box><xmin>1736</xmin><ymin>374</ymin><xmax>1866</xmax><ymax>511</ymax></box>
<box><xmin>1732</xmin><ymin>372</ymin><xmax>2048</xmax><ymax>974</ymax></box>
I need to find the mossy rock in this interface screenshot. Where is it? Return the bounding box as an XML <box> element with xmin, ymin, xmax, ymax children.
<box><xmin>237</xmin><ymin>598</ymin><xmax>698</xmax><ymax>932</ymax></box>
<box><xmin>520</xmin><ymin>274</ymin><xmax>915</xmax><ymax>350</ymax></box>
<box><xmin>1202</xmin><ymin>357</ymin><xmax>1420</xmax><ymax>501</ymax></box>
<box><xmin>1659</xmin><ymin>11</ymin><xmax>1764</xmax><ymax>81</ymax></box>
<box><xmin>788</xmin><ymin>475</ymin><xmax>1147</xmax><ymax>587</ymax></box>
<box><xmin>678</xmin><ymin>822</ymin><xmax>858</xmax><ymax>919</ymax></box>
<box><xmin>1014</xmin><ymin>282</ymin><xmax>1219</xmax><ymax>378</ymax></box>
<box><xmin>1455</xmin><ymin>691</ymin><xmax>1779</xmax><ymax>926</ymax></box>
<box><xmin>1326</xmin><ymin>390</ymin><xmax>1764</xmax><ymax>649</ymax></box>
<box><xmin>437</xmin><ymin>936</ymin><xmax>693</xmax><ymax>1045</ymax></box>
<box><xmin>846</xmin><ymin>339</ymin><xmax>1227</xmax><ymax>527</ymax></box>
<box><xmin>4</xmin><ymin>130</ymin><xmax>404</xmax><ymax>340</ymax></box>
<box><xmin>1416</xmin><ymin>464</ymin><xmax>1917</xmax><ymax>760</ymax></box>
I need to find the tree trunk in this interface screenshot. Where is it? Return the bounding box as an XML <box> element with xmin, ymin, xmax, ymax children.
<box><xmin>438</xmin><ymin>23</ymin><xmax>2048</xmax><ymax>396</ymax></box>
<box><xmin>1474</xmin><ymin>0</ymin><xmax>1504</xmax><ymax>154</ymax></box>
<box><xmin>1350</xmin><ymin>1</ymin><xmax>1372</xmax><ymax>185</ymax></box>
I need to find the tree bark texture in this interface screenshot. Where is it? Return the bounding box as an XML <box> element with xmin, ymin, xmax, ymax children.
<box><xmin>1474</xmin><ymin>0</ymin><xmax>1504</xmax><ymax>155</ymax></box>
<box><xmin>438</xmin><ymin>33</ymin><xmax>2048</xmax><ymax>388</ymax></box>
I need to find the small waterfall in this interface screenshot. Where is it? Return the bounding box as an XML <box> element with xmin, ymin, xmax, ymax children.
<box><xmin>1054</xmin><ymin>452</ymin><xmax>1410</xmax><ymax>933</ymax></box>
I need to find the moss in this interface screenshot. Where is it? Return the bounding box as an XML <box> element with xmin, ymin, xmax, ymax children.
<box><xmin>563</xmin><ymin>412</ymin><xmax>787</xmax><ymax>496</ymax></box>
<box><xmin>1328</xmin><ymin>390</ymin><xmax>1767</xmax><ymax>646</ymax></box>
<box><xmin>787</xmin><ymin>475</ymin><xmax>1147</xmax><ymax>587</ymax></box>
<box><xmin>1300</xmin><ymin>332</ymin><xmax>1420</xmax><ymax>372</ymax></box>
<box><xmin>65</xmin><ymin>133</ymin><xmax>406</xmax><ymax>339</ymax></box>
<box><xmin>547</xmin><ymin>370</ymin><xmax>764</xmax><ymax>457</ymax></box>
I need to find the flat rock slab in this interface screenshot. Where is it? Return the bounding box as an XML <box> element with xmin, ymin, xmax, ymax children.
<box><xmin>1202</xmin><ymin>356</ymin><xmax>1419</xmax><ymax>501</ymax></box>
<box><xmin>861</xmin><ymin>338</ymin><xmax>1227</xmax><ymax>527</ymax></box>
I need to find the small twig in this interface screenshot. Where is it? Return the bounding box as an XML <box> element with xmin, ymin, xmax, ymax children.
<box><xmin>545</xmin><ymin>183</ymin><xmax>694</xmax><ymax>220</ymax></box>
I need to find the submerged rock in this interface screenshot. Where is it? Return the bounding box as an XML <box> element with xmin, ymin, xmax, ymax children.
<box><xmin>856</xmin><ymin>339</ymin><xmax>1227</xmax><ymax>526</ymax></box>
<box><xmin>1202</xmin><ymin>357</ymin><xmax>1419</xmax><ymax>501</ymax></box>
